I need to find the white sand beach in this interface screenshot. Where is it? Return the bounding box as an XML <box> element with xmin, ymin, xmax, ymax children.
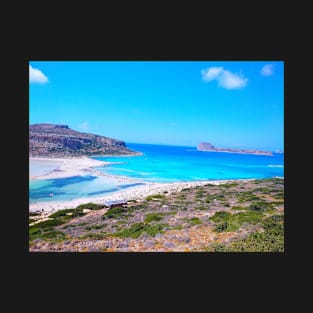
<box><xmin>29</xmin><ymin>157</ymin><xmax>111</xmax><ymax>180</ymax></box>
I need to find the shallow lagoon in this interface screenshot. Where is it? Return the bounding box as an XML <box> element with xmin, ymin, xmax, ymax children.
<box><xmin>29</xmin><ymin>143</ymin><xmax>284</xmax><ymax>203</ymax></box>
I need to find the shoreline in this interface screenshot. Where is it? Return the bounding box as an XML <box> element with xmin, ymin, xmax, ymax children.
<box><xmin>29</xmin><ymin>178</ymin><xmax>255</xmax><ymax>213</ymax></box>
<box><xmin>29</xmin><ymin>156</ymin><xmax>114</xmax><ymax>181</ymax></box>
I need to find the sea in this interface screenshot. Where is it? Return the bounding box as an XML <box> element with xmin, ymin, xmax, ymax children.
<box><xmin>29</xmin><ymin>143</ymin><xmax>284</xmax><ymax>203</ymax></box>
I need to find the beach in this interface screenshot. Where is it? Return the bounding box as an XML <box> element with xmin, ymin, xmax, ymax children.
<box><xmin>29</xmin><ymin>156</ymin><xmax>253</xmax><ymax>213</ymax></box>
<box><xmin>29</xmin><ymin>179</ymin><xmax>238</xmax><ymax>212</ymax></box>
<box><xmin>29</xmin><ymin>157</ymin><xmax>112</xmax><ymax>180</ymax></box>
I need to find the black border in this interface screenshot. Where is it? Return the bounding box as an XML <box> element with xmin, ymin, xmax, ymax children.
<box><xmin>7</xmin><ymin>10</ymin><xmax>299</xmax><ymax>301</ymax></box>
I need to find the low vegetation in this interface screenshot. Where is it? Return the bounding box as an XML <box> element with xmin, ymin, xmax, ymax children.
<box><xmin>29</xmin><ymin>219</ymin><xmax>67</xmax><ymax>241</ymax></box>
<box><xmin>205</xmin><ymin>214</ymin><xmax>284</xmax><ymax>252</ymax></box>
<box><xmin>29</xmin><ymin>178</ymin><xmax>284</xmax><ymax>252</ymax></box>
<box><xmin>112</xmin><ymin>222</ymin><xmax>169</xmax><ymax>238</ymax></box>
<box><xmin>210</xmin><ymin>210</ymin><xmax>264</xmax><ymax>232</ymax></box>
<box><xmin>144</xmin><ymin>213</ymin><xmax>165</xmax><ymax>223</ymax></box>
<box><xmin>145</xmin><ymin>194</ymin><xmax>165</xmax><ymax>201</ymax></box>
<box><xmin>103</xmin><ymin>206</ymin><xmax>127</xmax><ymax>219</ymax></box>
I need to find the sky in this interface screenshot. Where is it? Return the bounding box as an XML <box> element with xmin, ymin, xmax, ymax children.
<box><xmin>29</xmin><ymin>61</ymin><xmax>284</xmax><ymax>151</ymax></box>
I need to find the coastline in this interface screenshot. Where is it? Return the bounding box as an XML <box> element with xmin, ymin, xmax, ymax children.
<box><xmin>29</xmin><ymin>177</ymin><xmax>254</xmax><ymax>213</ymax></box>
<box><xmin>29</xmin><ymin>156</ymin><xmax>279</xmax><ymax>213</ymax></box>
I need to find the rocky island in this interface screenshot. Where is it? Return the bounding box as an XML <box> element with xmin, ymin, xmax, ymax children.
<box><xmin>29</xmin><ymin>123</ymin><xmax>141</xmax><ymax>157</ymax></box>
<box><xmin>197</xmin><ymin>142</ymin><xmax>273</xmax><ymax>156</ymax></box>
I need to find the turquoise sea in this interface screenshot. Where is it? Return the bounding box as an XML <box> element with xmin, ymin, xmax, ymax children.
<box><xmin>29</xmin><ymin>143</ymin><xmax>284</xmax><ymax>203</ymax></box>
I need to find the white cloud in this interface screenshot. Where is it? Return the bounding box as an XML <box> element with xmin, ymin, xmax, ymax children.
<box><xmin>201</xmin><ymin>67</ymin><xmax>223</xmax><ymax>81</ymax></box>
<box><xmin>260</xmin><ymin>64</ymin><xmax>274</xmax><ymax>76</ymax></box>
<box><xmin>218</xmin><ymin>70</ymin><xmax>248</xmax><ymax>89</ymax></box>
<box><xmin>201</xmin><ymin>67</ymin><xmax>247</xmax><ymax>89</ymax></box>
<box><xmin>29</xmin><ymin>65</ymin><xmax>48</xmax><ymax>84</ymax></box>
<box><xmin>79</xmin><ymin>122</ymin><xmax>89</xmax><ymax>130</ymax></box>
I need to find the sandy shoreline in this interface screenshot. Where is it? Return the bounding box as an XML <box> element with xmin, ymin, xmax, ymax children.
<box><xmin>29</xmin><ymin>156</ymin><xmax>113</xmax><ymax>181</ymax></box>
<box><xmin>29</xmin><ymin>156</ymin><xmax>254</xmax><ymax>213</ymax></box>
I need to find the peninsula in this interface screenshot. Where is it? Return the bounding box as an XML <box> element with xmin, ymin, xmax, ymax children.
<box><xmin>197</xmin><ymin>142</ymin><xmax>273</xmax><ymax>156</ymax></box>
<box><xmin>29</xmin><ymin>123</ymin><xmax>141</xmax><ymax>157</ymax></box>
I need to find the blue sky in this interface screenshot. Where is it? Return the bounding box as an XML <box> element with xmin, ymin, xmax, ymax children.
<box><xmin>29</xmin><ymin>61</ymin><xmax>284</xmax><ymax>151</ymax></box>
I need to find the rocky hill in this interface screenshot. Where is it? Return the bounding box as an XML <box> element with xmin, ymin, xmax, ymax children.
<box><xmin>197</xmin><ymin>142</ymin><xmax>273</xmax><ymax>156</ymax></box>
<box><xmin>29</xmin><ymin>124</ymin><xmax>141</xmax><ymax>157</ymax></box>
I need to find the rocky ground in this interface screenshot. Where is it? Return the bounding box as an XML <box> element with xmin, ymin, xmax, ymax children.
<box><xmin>29</xmin><ymin>178</ymin><xmax>284</xmax><ymax>252</ymax></box>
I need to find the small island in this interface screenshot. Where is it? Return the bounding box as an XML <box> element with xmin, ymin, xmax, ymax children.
<box><xmin>197</xmin><ymin>142</ymin><xmax>273</xmax><ymax>156</ymax></box>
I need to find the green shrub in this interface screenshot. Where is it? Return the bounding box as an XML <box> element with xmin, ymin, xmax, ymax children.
<box><xmin>248</xmin><ymin>201</ymin><xmax>275</xmax><ymax>212</ymax></box>
<box><xmin>48</xmin><ymin>203</ymin><xmax>102</xmax><ymax>219</ymax></box>
<box><xmin>80</xmin><ymin>232</ymin><xmax>107</xmax><ymax>240</ymax></box>
<box><xmin>103</xmin><ymin>206</ymin><xmax>127</xmax><ymax>219</ymax></box>
<box><xmin>189</xmin><ymin>217</ymin><xmax>202</xmax><ymax>225</ymax></box>
<box><xmin>272</xmin><ymin>201</ymin><xmax>284</xmax><ymax>206</ymax></box>
<box><xmin>231</xmin><ymin>206</ymin><xmax>246</xmax><ymax>210</ymax></box>
<box><xmin>29</xmin><ymin>226</ymin><xmax>66</xmax><ymax>241</ymax></box>
<box><xmin>48</xmin><ymin>209</ymin><xmax>74</xmax><ymax>218</ymax></box>
<box><xmin>210</xmin><ymin>210</ymin><xmax>263</xmax><ymax>232</ymax></box>
<box><xmin>85</xmin><ymin>224</ymin><xmax>106</xmax><ymax>230</ymax></box>
<box><xmin>215</xmin><ymin>222</ymin><xmax>229</xmax><ymax>232</ymax></box>
<box><xmin>75</xmin><ymin>203</ymin><xmax>103</xmax><ymax>210</ymax></box>
<box><xmin>144</xmin><ymin>213</ymin><xmax>164</xmax><ymax>223</ymax></box>
<box><xmin>205</xmin><ymin>194</ymin><xmax>225</xmax><ymax>203</ymax></box>
<box><xmin>254</xmin><ymin>187</ymin><xmax>270</xmax><ymax>193</ymax></box>
<box><xmin>48</xmin><ymin>207</ymin><xmax>85</xmax><ymax>218</ymax></box>
<box><xmin>210</xmin><ymin>211</ymin><xmax>232</xmax><ymax>223</ymax></box>
<box><xmin>173</xmin><ymin>225</ymin><xmax>183</xmax><ymax>230</ymax></box>
<box><xmin>195</xmin><ymin>206</ymin><xmax>207</xmax><ymax>210</ymax></box>
<box><xmin>113</xmin><ymin>222</ymin><xmax>168</xmax><ymax>238</ymax></box>
<box><xmin>71</xmin><ymin>207</ymin><xmax>87</xmax><ymax>217</ymax></box>
<box><xmin>237</xmin><ymin>191</ymin><xmax>261</xmax><ymax>203</ymax></box>
<box><xmin>145</xmin><ymin>194</ymin><xmax>165</xmax><ymax>201</ymax></box>
<box><xmin>205</xmin><ymin>214</ymin><xmax>284</xmax><ymax>252</ymax></box>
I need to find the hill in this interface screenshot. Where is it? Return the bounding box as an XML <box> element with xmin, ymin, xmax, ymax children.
<box><xmin>29</xmin><ymin>123</ymin><xmax>141</xmax><ymax>157</ymax></box>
